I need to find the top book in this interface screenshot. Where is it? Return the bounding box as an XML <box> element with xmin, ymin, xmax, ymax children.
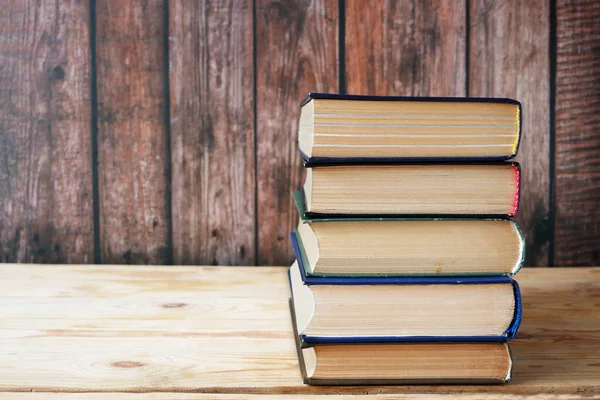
<box><xmin>298</xmin><ymin>93</ymin><xmax>522</xmax><ymax>164</ymax></box>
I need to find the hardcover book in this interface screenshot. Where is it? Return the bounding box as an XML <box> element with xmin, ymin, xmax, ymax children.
<box><xmin>298</xmin><ymin>93</ymin><xmax>522</xmax><ymax>164</ymax></box>
<box><xmin>302</xmin><ymin>163</ymin><xmax>521</xmax><ymax>217</ymax></box>
<box><xmin>288</xmin><ymin>261</ymin><xmax>522</xmax><ymax>343</ymax></box>
<box><xmin>289</xmin><ymin>299</ymin><xmax>513</xmax><ymax>385</ymax></box>
<box><xmin>291</xmin><ymin>192</ymin><xmax>525</xmax><ymax>277</ymax></box>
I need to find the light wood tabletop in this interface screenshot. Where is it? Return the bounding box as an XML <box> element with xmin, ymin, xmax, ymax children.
<box><xmin>0</xmin><ymin>265</ymin><xmax>598</xmax><ymax>398</ymax></box>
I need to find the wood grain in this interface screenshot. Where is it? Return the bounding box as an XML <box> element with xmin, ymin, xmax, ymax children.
<box><xmin>0</xmin><ymin>264</ymin><xmax>598</xmax><ymax>395</ymax></box>
<box><xmin>345</xmin><ymin>0</ymin><xmax>466</xmax><ymax>96</ymax></box>
<box><xmin>0</xmin><ymin>395</ymin><xmax>557</xmax><ymax>400</ymax></box>
<box><xmin>555</xmin><ymin>0</ymin><xmax>600</xmax><ymax>266</ymax></box>
<box><xmin>255</xmin><ymin>0</ymin><xmax>338</xmax><ymax>265</ymax></box>
<box><xmin>469</xmin><ymin>0</ymin><xmax>551</xmax><ymax>267</ymax></box>
<box><xmin>0</xmin><ymin>0</ymin><xmax>93</xmax><ymax>263</ymax></box>
<box><xmin>169</xmin><ymin>1</ymin><xmax>254</xmax><ymax>266</ymax></box>
<box><xmin>95</xmin><ymin>0</ymin><xmax>170</xmax><ymax>264</ymax></box>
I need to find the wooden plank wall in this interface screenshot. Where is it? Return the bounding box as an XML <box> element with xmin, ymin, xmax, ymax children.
<box><xmin>555</xmin><ymin>0</ymin><xmax>600</xmax><ymax>266</ymax></box>
<box><xmin>256</xmin><ymin>0</ymin><xmax>338</xmax><ymax>265</ymax></box>
<box><xmin>169</xmin><ymin>1</ymin><xmax>255</xmax><ymax>266</ymax></box>
<box><xmin>0</xmin><ymin>0</ymin><xmax>598</xmax><ymax>266</ymax></box>
<box><xmin>470</xmin><ymin>0</ymin><xmax>551</xmax><ymax>267</ymax></box>
<box><xmin>0</xmin><ymin>0</ymin><xmax>94</xmax><ymax>263</ymax></box>
<box><xmin>95</xmin><ymin>0</ymin><xmax>171</xmax><ymax>264</ymax></box>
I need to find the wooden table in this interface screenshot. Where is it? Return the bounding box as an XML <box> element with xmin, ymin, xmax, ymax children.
<box><xmin>0</xmin><ymin>265</ymin><xmax>598</xmax><ymax>399</ymax></box>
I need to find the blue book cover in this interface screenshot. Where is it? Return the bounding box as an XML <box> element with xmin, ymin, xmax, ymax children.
<box><xmin>288</xmin><ymin>254</ymin><xmax>522</xmax><ymax>344</ymax></box>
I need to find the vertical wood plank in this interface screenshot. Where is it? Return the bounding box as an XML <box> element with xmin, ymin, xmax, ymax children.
<box><xmin>95</xmin><ymin>1</ymin><xmax>171</xmax><ymax>264</ymax></box>
<box><xmin>555</xmin><ymin>1</ymin><xmax>600</xmax><ymax>266</ymax></box>
<box><xmin>470</xmin><ymin>0</ymin><xmax>551</xmax><ymax>267</ymax></box>
<box><xmin>345</xmin><ymin>0</ymin><xmax>466</xmax><ymax>96</ymax></box>
<box><xmin>0</xmin><ymin>1</ymin><xmax>94</xmax><ymax>263</ymax></box>
<box><xmin>169</xmin><ymin>1</ymin><xmax>255</xmax><ymax>265</ymax></box>
<box><xmin>256</xmin><ymin>0</ymin><xmax>338</xmax><ymax>265</ymax></box>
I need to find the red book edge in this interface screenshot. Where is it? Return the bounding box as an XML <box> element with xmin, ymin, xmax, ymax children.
<box><xmin>511</xmin><ymin>164</ymin><xmax>520</xmax><ymax>217</ymax></box>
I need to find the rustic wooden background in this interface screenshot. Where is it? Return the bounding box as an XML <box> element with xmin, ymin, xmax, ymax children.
<box><xmin>0</xmin><ymin>0</ymin><xmax>598</xmax><ymax>267</ymax></box>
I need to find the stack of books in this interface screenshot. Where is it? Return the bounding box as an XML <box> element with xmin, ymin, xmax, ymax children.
<box><xmin>288</xmin><ymin>93</ymin><xmax>524</xmax><ymax>385</ymax></box>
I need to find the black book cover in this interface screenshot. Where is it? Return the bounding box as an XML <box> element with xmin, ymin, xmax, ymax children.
<box><xmin>299</xmin><ymin>92</ymin><xmax>523</xmax><ymax>165</ymax></box>
<box><xmin>297</xmin><ymin>161</ymin><xmax>522</xmax><ymax>219</ymax></box>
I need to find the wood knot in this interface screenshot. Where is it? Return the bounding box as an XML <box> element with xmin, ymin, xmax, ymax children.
<box><xmin>162</xmin><ymin>302</ymin><xmax>187</xmax><ymax>308</ymax></box>
<box><xmin>51</xmin><ymin>66</ymin><xmax>65</xmax><ymax>81</ymax></box>
<box><xmin>111</xmin><ymin>361</ymin><xmax>145</xmax><ymax>368</ymax></box>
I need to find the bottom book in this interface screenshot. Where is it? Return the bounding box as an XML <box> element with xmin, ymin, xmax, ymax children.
<box><xmin>289</xmin><ymin>299</ymin><xmax>513</xmax><ymax>385</ymax></box>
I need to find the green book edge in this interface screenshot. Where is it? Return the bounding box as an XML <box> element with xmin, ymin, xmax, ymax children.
<box><xmin>292</xmin><ymin>191</ymin><xmax>525</xmax><ymax>277</ymax></box>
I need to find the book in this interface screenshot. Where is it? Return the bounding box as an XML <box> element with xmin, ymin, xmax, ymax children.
<box><xmin>288</xmin><ymin>261</ymin><xmax>521</xmax><ymax>343</ymax></box>
<box><xmin>298</xmin><ymin>93</ymin><xmax>522</xmax><ymax>164</ymax></box>
<box><xmin>289</xmin><ymin>300</ymin><xmax>513</xmax><ymax>385</ymax></box>
<box><xmin>303</xmin><ymin>163</ymin><xmax>520</xmax><ymax>217</ymax></box>
<box><xmin>292</xmin><ymin>225</ymin><xmax>524</xmax><ymax>278</ymax></box>
<box><xmin>292</xmin><ymin>191</ymin><xmax>525</xmax><ymax>277</ymax></box>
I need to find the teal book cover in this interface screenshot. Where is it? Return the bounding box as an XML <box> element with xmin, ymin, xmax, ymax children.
<box><xmin>292</xmin><ymin>191</ymin><xmax>525</xmax><ymax>277</ymax></box>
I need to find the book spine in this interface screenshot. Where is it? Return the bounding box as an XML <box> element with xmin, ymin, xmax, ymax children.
<box><xmin>510</xmin><ymin>221</ymin><xmax>526</xmax><ymax>276</ymax></box>
<box><xmin>512</xmin><ymin>101</ymin><xmax>522</xmax><ymax>157</ymax></box>
<box><xmin>301</xmin><ymin>152</ymin><xmax>518</xmax><ymax>166</ymax></box>
<box><xmin>511</xmin><ymin>163</ymin><xmax>521</xmax><ymax>217</ymax></box>
<box><xmin>504</xmin><ymin>279</ymin><xmax>522</xmax><ymax>340</ymax></box>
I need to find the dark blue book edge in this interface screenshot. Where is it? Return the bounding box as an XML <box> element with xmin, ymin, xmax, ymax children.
<box><xmin>288</xmin><ymin>298</ymin><xmax>512</xmax><ymax>385</ymax></box>
<box><xmin>287</xmin><ymin>262</ymin><xmax>522</xmax><ymax>343</ymax></box>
